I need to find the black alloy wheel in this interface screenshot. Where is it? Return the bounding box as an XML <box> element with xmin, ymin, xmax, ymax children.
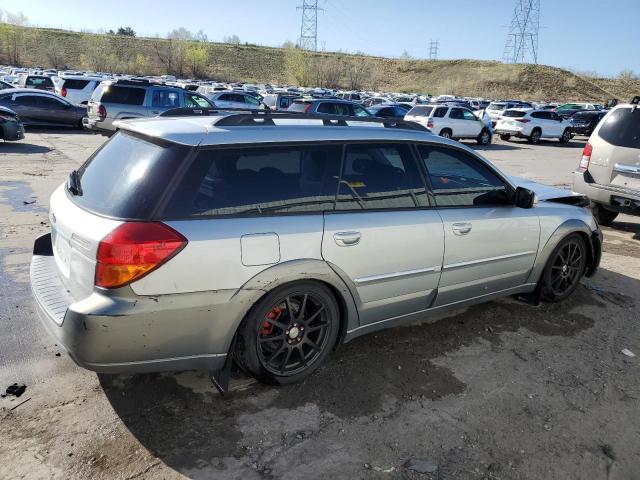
<box><xmin>541</xmin><ymin>234</ymin><xmax>587</xmax><ymax>302</ymax></box>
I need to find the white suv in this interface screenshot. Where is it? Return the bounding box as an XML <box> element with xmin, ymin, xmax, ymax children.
<box><xmin>405</xmin><ymin>104</ymin><xmax>491</xmax><ymax>144</ymax></box>
<box><xmin>57</xmin><ymin>76</ymin><xmax>103</xmax><ymax>105</ymax></box>
<box><xmin>495</xmin><ymin>109</ymin><xmax>573</xmax><ymax>144</ymax></box>
<box><xmin>572</xmin><ymin>99</ymin><xmax>640</xmax><ymax>225</ymax></box>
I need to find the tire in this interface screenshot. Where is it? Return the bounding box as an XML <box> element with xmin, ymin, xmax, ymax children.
<box><xmin>540</xmin><ymin>234</ymin><xmax>587</xmax><ymax>302</ymax></box>
<box><xmin>235</xmin><ymin>281</ymin><xmax>340</xmax><ymax>385</ymax></box>
<box><xmin>499</xmin><ymin>133</ymin><xmax>511</xmax><ymax>141</ymax></box>
<box><xmin>559</xmin><ymin>128</ymin><xmax>572</xmax><ymax>143</ymax></box>
<box><xmin>439</xmin><ymin>129</ymin><xmax>452</xmax><ymax>139</ymax></box>
<box><xmin>477</xmin><ymin>128</ymin><xmax>491</xmax><ymax>145</ymax></box>
<box><xmin>592</xmin><ymin>204</ymin><xmax>618</xmax><ymax>226</ymax></box>
<box><xmin>528</xmin><ymin>128</ymin><xmax>541</xmax><ymax>144</ymax></box>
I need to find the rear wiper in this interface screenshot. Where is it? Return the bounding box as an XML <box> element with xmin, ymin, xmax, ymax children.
<box><xmin>67</xmin><ymin>170</ymin><xmax>82</xmax><ymax>196</ymax></box>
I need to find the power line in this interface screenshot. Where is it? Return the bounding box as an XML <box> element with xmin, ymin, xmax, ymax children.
<box><xmin>428</xmin><ymin>39</ymin><xmax>439</xmax><ymax>60</ymax></box>
<box><xmin>502</xmin><ymin>0</ymin><xmax>541</xmax><ymax>64</ymax></box>
<box><xmin>297</xmin><ymin>0</ymin><xmax>323</xmax><ymax>51</ymax></box>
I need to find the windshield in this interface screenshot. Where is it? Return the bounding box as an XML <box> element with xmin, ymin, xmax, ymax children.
<box><xmin>502</xmin><ymin>110</ymin><xmax>527</xmax><ymax>118</ymax></box>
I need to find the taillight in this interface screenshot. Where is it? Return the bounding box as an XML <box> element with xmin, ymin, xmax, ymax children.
<box><xmin>60</xmin><ymin>87</ymin><xmax>67</xmax><ymax>97</ymax></box>
<box><xmin>579</xmin><ymin>142</ymin><xmax>592</xmax><ymax>172</ymax></box>
<box><xmin>95</xmin><ymin>222</ymin><xmax>187</xmax><ymax>289</ymax></box>
<box><xmin>515</xmin><ymin>118</ymin><xmax>530</xmax><ymax>123</ymax></box>
<box><xmin>427</xmin><ymin>119</ymin><xmax>434</xmax><ymax>129</ymax></box>
<box><xmin>97</xmin><ymin>104</ymin><xmax>107</xmax><ymax>120</ymax></box>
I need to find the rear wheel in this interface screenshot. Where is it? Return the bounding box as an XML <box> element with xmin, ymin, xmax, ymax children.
<box><xmin>439</xmin><ymin>129</ymin><xmax>452</xmax><ymax>139</ymax></box>
<box><xmin>236</xmin><ymin>282</ymin><xmax>339</xmax><ymax>385</ymax></box>
<box><xmin>477</xmin><ymin>128</ymin><xmax>491</xmax><ymax>145</ymax></box>
<box><xmin>592</xmin><ymin>204</ymin><xmax>618</xmax><ymax>226</ymax></box>
<box><xmin>499</xmin><ymin>133</ymin><xmax>511</xmax><ymax>141</ymax></box>
<box><xmin>540</xmin><ymin>234</ymin><xmax>587</xmax><ymax>302</ymax></box>
<box><xmin>528</xmin><ymin>128</ymin><xmax>541</xmax><ymax>144</ymax></box>
<box><xmin>559</xmin><ymin>128</ymin><xmax>572</xmax><ymax>143</ymax></box>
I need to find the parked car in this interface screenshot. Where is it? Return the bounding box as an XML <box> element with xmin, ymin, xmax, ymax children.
<box><xmin>568</xmin><ymin>110</ymin><xmax>607</xmax><ymax>136</ymax></box>
<box><xmin>30</xmin><ymin>111</ymin><xmax>602</xmax><ymax>388</ymax></box>
<box><xmin>85</xmin><ymin>79</ymin><xmax>214</xmax><ymax>135</ymax></box>
<box><xmin>0</xmin><ymin>89</ymin><xmax>86</xmax><ymax>128</ymax></box>
<box><xmin>0</xmin><ymin>105</ymin><xmax>25</xmax><ymax>141</ymax></box>
<box><xmin>288</xmin><ymin>98</ymin><xmax>372</xmax><ymax>116</ymax></box>
<box><xmin>262</xmin><ymin>92</ymin><xmax>301</xmax><ymax>111</ymax></box>
<box><xmin>362</xmin><ymin>96</ymin><xmax>391</xmax><ymax>107</ymax></box>
<box><xmin>206</xmin><ymin>91</ymin><xmax>265</xmax><ymax>110</ymax></box>
<box><xmin>367</xmin><ymin>103</ymin><xmax>408</xmax><ymax>121</ymax></box>
<box><xmin>572</xmin><ymin>97</ymin><xmax>640</xmax><ymax>225</ymax></box>
<box><xmin>336</xmin><ymin>92</ymin><xmax>364</xmax><ymax>102</ymax></box>
<box><xmin>57</xmin><ymin>76</ymin><xmax>103</xmax><ymax>105</ymax></box>
<box><xmin>486</xmin><ymin>101</ymin><xmax>533</xmax><ymax>126</ymax></box>
<box><xmin>554</xmin><ymin>103</ymin><xmax>600</xmax><ymax>119</ymax></box>
<box><xmin>17</xmin><ymin>75</ymin><xmax>56</xmax><ymax>92</ymax></box>
<box><xmin>405</xmin><ymin>104</ymin><xmax>491</xmax><ymax>144</ymax></box>
<box><xmin>494</xmin><ymin>109</ymin><xmax>572</xmax><ymax>144</ymax></box>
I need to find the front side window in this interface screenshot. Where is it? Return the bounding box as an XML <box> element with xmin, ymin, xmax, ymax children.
<box><xmin>336</xmin><ymin>143</ymin><xmax>428</xmax><ymax>210</ymax></box>
<box><xmin>38</xmin><ymin>96</ymin><xmax>66</xmax><ymax>109</ymax></box>
<box><xmin>164</xmin><ymin>145</ymin><xmax>342</xmax><ymax>217</ymax></box>
<box><xmin>151</xmin><ymin>90</ymin><xmax>180</xmax><ymax>108</ymax></box>
<box><xmin>419</xmin><ymin>146</ymin><xmax>509</xmax><ymax>207</ymax></box>
<box><xmin>462</xmin><ymin>109</ymin><xmax>478</xmax><ymax>121</ymax></box>
<box><xmin>244</xmin><ymin>95</ymin><xmax>260</xmax><ymax>106</ymax></box>
<box><xmin>353</xmin><ymin>104</ymin><xmax>371</xmax><ymax>117</ymax></box>
<box><xmin>185</xmin><ymin>93</ymin><xmax>212</xmax><ymax>108</ymax></box>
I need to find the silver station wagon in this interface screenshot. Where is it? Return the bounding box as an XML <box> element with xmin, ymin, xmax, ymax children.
<box><xmin>31</xmin><ymin>112</ymin><xmax>602</xmax><ymax>391</ymax></box>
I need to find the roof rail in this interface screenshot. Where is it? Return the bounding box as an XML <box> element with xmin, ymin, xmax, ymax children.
<box><xmin>159</xmin><ymin>108</ymin><xmax>429</xmax><ymax>132</ymax></box>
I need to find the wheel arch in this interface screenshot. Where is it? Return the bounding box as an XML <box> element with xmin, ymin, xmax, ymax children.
<box><xmin>225</xmin><ymin>259</ymin><xmax>359</xmax><ymax>355</ymax></box>
<box><xmin>527</xmin><ymin>219</ymin><xmax>597</xmax><ymax>284</ymax></box>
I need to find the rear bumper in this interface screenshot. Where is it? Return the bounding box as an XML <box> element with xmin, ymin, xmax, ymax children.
<box><xmin>572</xmin><ymin>171</ymin><xmax>640</xmax><ymax>214</ymax></box>
<box><xmin>494</xmin><ymin>126</ymin><xmax>528</xmax><ymax>138</ymax></box>
<box><xmin>83</xmin><ymin>117</ymin><xmax>114</xmax><ymax>136</ymax></box>
<box><xmin>30</xmin><ymin>233</ymin><xmax>232</xmax><ymax>374</ymax></box>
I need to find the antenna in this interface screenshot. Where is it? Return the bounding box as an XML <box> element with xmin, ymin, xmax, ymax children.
<box><xmin>297</xmin><ymin>0</ymin><xmax>323</xmax><ymax>51</ymax></box>
<box><xmin>502</xmin><ymin>0</ymin><xmax>540</xmax><ymax>64</ymax></box>
<box><xmin>428</xmin><ymin>39</ymin><xmax>439</xmax><ymax>60</ymax></box>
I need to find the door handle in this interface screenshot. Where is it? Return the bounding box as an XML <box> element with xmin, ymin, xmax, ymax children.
<box><xmin>334</xmin><ymin>231</ymin><xmax>361</xmax><ymax>246</ymax></box>
<box><xmin>452</xmin><ymin>222</ymin><xmax>472</xmax><ymax>235</ymax></box>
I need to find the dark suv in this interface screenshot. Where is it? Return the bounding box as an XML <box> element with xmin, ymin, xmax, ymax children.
<box><xmin>85</xmin><ymin>79</ymin><xmax>214</xmax><ymax>135</ymax></box>
<box><xmin>287</xmin><ymin>98</ymin><xmax>371</xmax><ymax>117</ymax></box>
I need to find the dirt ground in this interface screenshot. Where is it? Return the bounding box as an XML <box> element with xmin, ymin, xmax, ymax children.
<box><xmin>1</xmin><ymin>131</ymin><xmax>639</xmax><ymax>480</ymax></box>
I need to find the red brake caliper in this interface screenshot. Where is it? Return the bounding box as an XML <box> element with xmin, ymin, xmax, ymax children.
<box><xmin>261</xmin><ymin>306</ymin><xmax>282</xmax><ymax>336</ymax></box>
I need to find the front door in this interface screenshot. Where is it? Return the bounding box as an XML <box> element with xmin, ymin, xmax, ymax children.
<box><xmin>417</xmin><ymin>144</ymin><xmax>540</xmax><ymax>306</ymax></box>
<box><xmin>322</xmin><ymin>143</ymin><xmax>444</xmax><ymax>325</ymax></box>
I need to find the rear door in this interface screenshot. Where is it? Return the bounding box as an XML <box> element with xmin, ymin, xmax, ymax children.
<box><xmin>417</xmin><ymin>144</ymin><xmax>539</xmax><ymax>306</ymax></box>
<box><xmin>448</xmin><ymin>108</ymin><xmax>467</xmax><ymax>137</ymax></box>
<box><xmin>322</xmin><ymin>143</ymin><xmax>444</xmax><ymax>325</ymax></box>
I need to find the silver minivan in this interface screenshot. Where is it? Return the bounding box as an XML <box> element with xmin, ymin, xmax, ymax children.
<box><xmin>31</xmin><ymin>112</ymin><xmax>602</xmax><ymax>388</ymax></box>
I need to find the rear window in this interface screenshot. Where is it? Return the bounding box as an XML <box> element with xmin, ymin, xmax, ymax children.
<box><xmin>407</xmin><ymin>106</ymin><xmax>433</xmax><ymax>117</ymax></box>
<box><xmin>558</xmin><ymin>104</ymin><xmax>583</xmax><ymax>111</ymax></box>
<box><xmin>598</xmin><ymin>108</ymin><xmax>640</xmax><ymax>149</ymax></box>
<box><xmin>164</xmin><ymin>145</ymin><xmax>341</xmax><ymax>217</ymax></box>
<box><xmin>95</xmin><ymin>85</ymin><xmax>146</xmax><ymax>105</ymax></box>
<box><xmin>71</xmin><ymin>133</ymin><xmax>188</xmax><ymax>219</ymax></box>
<box><xmin>288</xmin><ymin>101</ymin><xmax>312</xmax><ymax>112</ymax></box>
<box><xmin>487</xmin><ymin>103</ymin><xmax>507</xmax><ymax>111</ymax></box>
<box><xmin>502</xmin><ymin>110</ymin><xmax>527</xmax><ymax>118</ymax></box>
<box><xmin>26</xmin><ymin>76</ymin><xmax>53</xmax><ymax>87</ymax></box>
<box><xmin>62</xmin><ymin>79</ymin><xmax>91</xmax><ymax>90</ymax></box>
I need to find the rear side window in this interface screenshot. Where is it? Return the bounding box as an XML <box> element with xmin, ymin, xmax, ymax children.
<box><xmin>433</xmin><ymin>107</ymin><xmax>447</xmax><ymax>118</ymax></box>
<box><xmin>336</xmin><ymin>144</ymin><xmax>428</xmax><ymax>210</ymax></box>
<box><xmin>288</xmin><ymin>101</ymin><xmax>311</xmax><ymax>112</ymax></box>
<box><xmin>164</xmin><ymin>145</ymin><xmax>342</xmax><ymax>217</ymax></box>
<box><xmin>419</xmin><ymin>146</ymin><xmax>509</xmax><ymax>207</ymax></box>
<box><xmin>503</xmin><ymin>110</ymin><xmax>527</xmax><ymax>118</ymax></box>
<box><xmin>98</xmin><ymin>86</ymin><xmax>146</xmax><ymax>105</ymax></box>
<box><xmin>63</xmin><ymin>79</ymin><xmax>91</xmax><ymax>90</ymax></box>
<box><xmin>72</xmin><ymin>133</ymin><xmax>188</xmax><ymax>219</ymax></box>
<box><xmin>598</xmin><ymin>108</ymin><xmax>640</xmax><ymax>149</ymax></box>
<box><xmin>407</xmin><ymin>106</ymin><xmax>433</xmax><ymax>117</ymax></box>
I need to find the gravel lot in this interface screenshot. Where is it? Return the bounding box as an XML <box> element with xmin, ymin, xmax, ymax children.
<box><xmin>1</xmin><ymin>131</ymin><xmax>639</xmax><ymax>480</ymax></box>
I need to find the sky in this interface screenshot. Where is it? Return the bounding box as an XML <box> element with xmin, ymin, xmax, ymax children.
<box><xmin>2</xmin><ymin>0</ymin><xmax>638</xmax><ymax>77</ymax></box>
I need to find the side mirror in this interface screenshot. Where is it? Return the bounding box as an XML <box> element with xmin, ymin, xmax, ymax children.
<box><xmin>514</xmin><ymin>186</ymin><xmax>536</xmax><ymax>208</ymax></box>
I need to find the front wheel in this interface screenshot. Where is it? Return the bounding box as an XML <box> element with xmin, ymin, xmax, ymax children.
<box><xmin>477</xmin><ymin>128</ymin><xmax>491</xmax><ymax>145</ymax></box>
<box><xmin>540</xmin><ymin>234</ymin><xmax>587</xmax><ymax>302</ymax></box>
<box><xmin>235</xmin><ymin>282</ymin><xmax>340</xmax><ymax>385</ymax></box>
<box><xmin>559</xmin><ymin>129</ymin><xmax>572</xmax><ymax>143</ymax></box>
